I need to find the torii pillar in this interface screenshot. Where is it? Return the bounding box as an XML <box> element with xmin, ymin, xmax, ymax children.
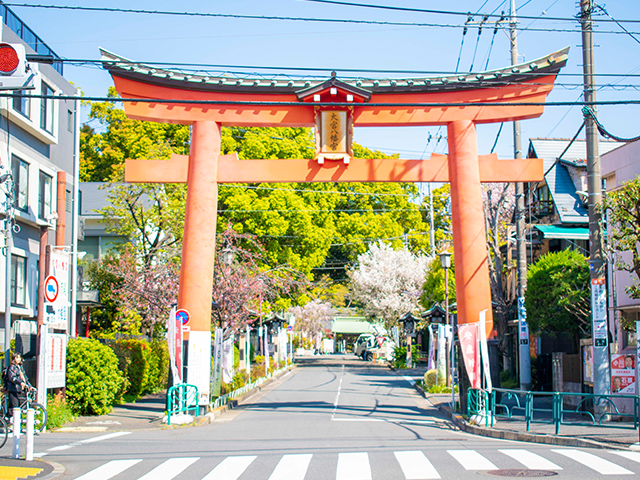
<box><xmin>102</xmin><ymin>46</ymin><xmax>569</xmax><ymax>404</ymax></box>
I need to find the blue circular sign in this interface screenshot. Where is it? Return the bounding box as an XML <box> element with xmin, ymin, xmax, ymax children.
<box><xmin>176</xmin><ymin>309</ymin><xmax>190</xmax><ymax>326</ymax></box>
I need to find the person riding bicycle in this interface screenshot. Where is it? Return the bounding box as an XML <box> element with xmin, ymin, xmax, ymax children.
<box><xmin>7</xmin><ymin>354</ymin><xmax>27</xmax><ymax>413</ymax></box>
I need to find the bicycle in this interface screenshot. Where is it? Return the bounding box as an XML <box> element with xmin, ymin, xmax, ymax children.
<box><xmin>1</xmin><ymin>383</ymin><xmax>47</xmax><ymax>434</ymax></box>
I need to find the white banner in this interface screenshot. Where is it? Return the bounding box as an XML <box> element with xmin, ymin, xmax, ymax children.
<box><xmin>479</xmin><ymin>310</ymin><xmax>492</xmax><ymax>393</ymax></box>
<box><xmin>187</xmin><ymin>330</ymin><xmax>212</xmax><ymax>406</ymax></box>
<box><xmin>45</xmin><ymin>333</ymin><xmax>67</xmax><ymax>389</ymax></box>
<box><xmin>211</xmin><ymin>328</ymin><xmax>223</xmax><ymax>397</ymax></box>
<box><xmin>222</xmin><ymin>335</ymin><xmax>234</xmax><ymax>384</ymax></box>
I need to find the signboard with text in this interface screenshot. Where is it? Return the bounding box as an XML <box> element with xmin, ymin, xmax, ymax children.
<box><xmin>45</xmin><ymin>248</ymin><xmax>70</xmax><ymax>331</ymax></box>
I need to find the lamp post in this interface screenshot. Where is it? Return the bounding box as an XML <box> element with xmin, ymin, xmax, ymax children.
<box><xmin>400</xmin><ymin>313</ymin><xmax>416</xmax><ymax>368</ymax></box>
<box><xmin>439</xmin><ymin>251</ymin><xmax>452</xmax><ymax>389</ymax></box>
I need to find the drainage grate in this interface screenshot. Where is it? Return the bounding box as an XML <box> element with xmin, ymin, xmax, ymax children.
<box><xmin>486</xmin><ymin>470</ymin><xmax>558</xmax><ymax>478</ymax></box>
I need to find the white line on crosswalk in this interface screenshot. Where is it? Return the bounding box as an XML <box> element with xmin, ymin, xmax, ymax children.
<box><xmin>268</xmin><ymin>453</ymin><xmax>312</xmax><ymax>480</ymax></box>
<box><xmin>201</xmin><ymin>455</ymin><xmax>257</xmax><ymax>480</ymax></box>
<box><xmin>74</xmin><ymin>459</ymin><xmax>142</xmax><ymax>480</ymax></box>
<box><xmin>612</xmin><ymin>451</ymin><xmax>640</xmax><ymax>464</ymax></box>
<box><xmin>80</xmin><ymin>431</ymin><xmax>132</xmax><ymax>444</ymax></box>
<box><xmin>137</xmin><ymin>457</ymin><xmax>199</xmax><ymax>480</ymax></box>
<box><xmin>337</xmin><ymin>452</ymin><xmax>372</xmax><ymax>480</ymax></box>
<box><xmin>448</xmin><ymin>450</ymin><xmax>498</xmax><ymax>470</ymax></box>
<box><xmin>552</xmin><ymin>449</ymin><xmax>634</xmax><ymax>475</ymax></box>
<box><xmin>499</xmin><ymin>449</ymin><xmax>562</xmax><ymax>470</ymax></box>
<box><xmin>394</xmin><ymin>451</ymin><xmax>441</xmax><ymax>479</ymax></box>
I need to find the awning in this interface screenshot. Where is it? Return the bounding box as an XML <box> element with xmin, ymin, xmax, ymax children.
<box><xmin>331</xmin><ymin>317</ymin><xmax>374</xmax><ymax>334</ymax></box>
<box><xmin>534</xmin><ymin>225</ymin><xmax>590</xmax><ymax>240</ymax></box>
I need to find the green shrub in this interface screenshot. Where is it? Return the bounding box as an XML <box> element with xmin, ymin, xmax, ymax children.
<box><xmin>424</xmin><ymin>369</ymin><xmax>445</xmax><ymax>389</ymax></box>
<box><xmin>110</xmin><ymin>339</ymin><xmax>169</xmax><ymax>398</ymax></box>
<box><xmin>393</xmin><ymin>345</ymin><xmax>420</xmax><ymax>369</ymax></box>
<box><xmin>46</xmin><ymin>394</ymin><xmax>75</xmax><ymax>429</ymax></box>
<box><xmin>221</xmin><ymin>371</ymin><xmax>250</xmax><ymax>395</ymax></box>
<box><xmin>146</xmin><ymin>340</ymin><xmax>169</xmax><ymax>393</ymax></box>
<box><xmin>500</xmin><ymin>369</ymin><xmax>518</xmax><ymax>389</ymax></box>
<box><xmin>66</xmin><ymin>338</ymin><xmax>124</xmax><ymax>415</ymax></box>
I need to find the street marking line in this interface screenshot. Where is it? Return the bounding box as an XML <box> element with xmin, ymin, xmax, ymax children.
<box><xmin>552</xmin><ymin>449</ymin><xmax>634</xmax><ymax>475</ymax></box>
<box><xmin>331</xmin><ymin>418</ymin><xmax>384</xmax><ymax>422</ymax></box>
<box><xmin>47</xmin><ymin>444</ymin><xmax>75</xmax><ymax>451</ymax></box>
<box><xmin>499</xmin><ymin>449</ymin><xmax>562</xmax><ymax>470</ymax></box>
<box><xmin>331</xmin><ymin>364</ymin><xmax>345</xmax><ymax>420</ymax></box>
<box><xmin>201</xmin><ymin>455</ymin><xmax>257</xmax><ymax>480</ymax></box>
<box><xmin>395</xmin><ymin>451</ymin><xmax>441</xmax><ymax>479</ymax></box>
<box><xmin>337</xmin><ymin>452</ymin><xmax>372</xmax><ymax>480</ymax></box>
<box><xmin>402</xmin><ymin>375</ymin><xmax>416</xmax><ymax>386</ymax></box>
<box><xmin>73</xmin><ymin>459</ymin><xmax>141</xmax><ymax>480</ymax></box>
<box><xmin>448</xmin><ymin>449</ymin><xmax>498</xmax><ymax>470</ymax></box>
<box><xmin>268</xmin><ymin>453</ymin><xmax>312</xmax><ymax>480</ymax></box>
<box><xmin>613</xmin><ymin>451</ymin><xmax>640</xmax><ymax>463</ymax></box>
<box><xmin>80</xmin><ymin>431</ymin><xmax>132</xmax><ymax>443</ymax></box>
<box><xmin>137</xmin><ymin>457</ymin><xmax>200</xmax><ymax>480</ymax></box>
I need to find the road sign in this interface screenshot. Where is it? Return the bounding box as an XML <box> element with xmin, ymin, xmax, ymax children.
<box><xmin>44</xmin><ymin>275</ymin><xmax>59</xmax><ymax>303</ymax></box>
<box><xmin>287</xmin><ymin>325</ymin><xmax>293</xmax><ymax>332</ymax></box>
<box><xmin>176</xmin><ymin>309</ymin><xmax>190</xmax><ymax>326</ymax></box>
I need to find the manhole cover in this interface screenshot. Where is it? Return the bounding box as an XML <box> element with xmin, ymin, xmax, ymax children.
<box><xmin>486</xmin><ymin>470</ymin><xmax>558</xmax><ymax>478</ymax></box>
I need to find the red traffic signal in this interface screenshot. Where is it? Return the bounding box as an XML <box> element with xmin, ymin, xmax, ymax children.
<box><xmin>0</xmin><ymin>43</ymin><xmax>21</xmax><ymax>75</ymax></box>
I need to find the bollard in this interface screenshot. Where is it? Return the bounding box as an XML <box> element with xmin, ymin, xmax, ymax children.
<box><xmin>25</xmin><ymin>408</ymin><xmax>34</xmax><ymax>461</ymax></box>
<box><xmin>12</xmin><ymin>408</ymin><xmax>20</xmax><ymax>459</ymax></box>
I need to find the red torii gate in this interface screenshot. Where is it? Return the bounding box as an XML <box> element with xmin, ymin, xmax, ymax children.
<box><xmin>102</xmin><ymin>47</ymin><xmax>568</xmax><ymax>397</ymax></box>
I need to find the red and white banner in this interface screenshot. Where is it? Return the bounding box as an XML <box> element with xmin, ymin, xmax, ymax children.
<box><xmin>167</xmin><ymin>307</ymin><xmax>183</xmax><ymax>384</ymax></box>
<box><xmin>458</xmin><ymin>323</ymin><xmax>480</xmax><ymax>389</ymax></box>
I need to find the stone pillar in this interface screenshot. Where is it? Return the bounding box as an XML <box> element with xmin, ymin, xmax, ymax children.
<box><xmin>447</xmin><ymin>120</ymin><xmax>494</xmax><ymax>337</ymax></box>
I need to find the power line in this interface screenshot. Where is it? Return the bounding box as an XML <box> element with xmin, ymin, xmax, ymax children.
<box><xmin>4</xmin><ymin>3</ymin><xmax>640</xmax><ymax>35</ymax></box>
<box><xmin>302</xmin><ymin>0</ymin><xmax>640</xmax><ymax>24</ymax></box>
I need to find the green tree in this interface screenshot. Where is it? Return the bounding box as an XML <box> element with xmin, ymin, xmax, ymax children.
<box><xmin>421</xmin><ymin>253</ymin><xmax>456</xmax><ymax>308</ymax></box>
<box><xmin>603</xmin><ymin>176</ymin><xmax>640</xmax><ymax>301</ymax></box>
<box><xmin>525</xmin><ymin>249</ymin><xmax>590</xmax><ymax>345</ymax></box>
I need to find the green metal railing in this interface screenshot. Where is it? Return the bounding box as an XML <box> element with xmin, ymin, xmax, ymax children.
<box><xmin>468</xmin><ymin>388</ymin><xmax>640</xmax><ymax>435</ymax></box>
<box><xmin>166</xmin><ymin>383</ymin><xmax>199</xmax><ymax>425</ymax></box>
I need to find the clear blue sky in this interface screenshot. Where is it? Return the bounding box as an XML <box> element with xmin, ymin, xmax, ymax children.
<box><xmin>9</xmin><ymin>0</ymin><xmax>640</xmax><ymax>159</ymax></box>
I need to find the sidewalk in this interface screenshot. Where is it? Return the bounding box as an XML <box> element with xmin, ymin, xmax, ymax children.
<box><xmin>396</xmin><ymin>362</ymin><xmax>640</xmax><ymax>450</ymax></box>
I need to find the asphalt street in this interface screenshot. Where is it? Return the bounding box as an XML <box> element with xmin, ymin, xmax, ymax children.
<box><xmin>24</xmin><ymin>355</ymin><xmax>640</xmax><ymax>479</ymax></box>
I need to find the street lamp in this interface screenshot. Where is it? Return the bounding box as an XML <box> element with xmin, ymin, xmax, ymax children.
<box><xmin>399</xmin><ymin>313</ymin><xmax>417</xmax><ymax>368</ymax></box>
<box><xmin>439</xmin><ymin>250</ymin><xmax>452</xmax><ymax>390</ymax></box>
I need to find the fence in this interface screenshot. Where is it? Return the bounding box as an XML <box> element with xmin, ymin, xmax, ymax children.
<box><xmin>211</xmin><ymin>366</ymin><xmax>289</xmax><ymax>410</ymax></box>
<box><xmin>468</xmin><ymin>387</ymin><xmax>640</xmax><ymax>435</ymax></box>
<box><xmin>166</xmin><ymin>383</ymin><xmax>199</xmax><ymax>425</ymax></box>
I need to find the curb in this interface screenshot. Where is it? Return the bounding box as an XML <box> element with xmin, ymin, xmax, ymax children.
<box><xmin>198</xmin><ymin>365</ymin><xmax>296</xmax><ymax>426</ymax></box>
<box><xmin>411</xmin><ymin>381</ymin><xmax>630</xmax><ymax>451</ymax></box>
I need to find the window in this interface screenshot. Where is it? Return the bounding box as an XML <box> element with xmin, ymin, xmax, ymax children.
<box><xmin>40</xmin><ymin>82</ymin><xmax>54</xmax><ymax>133</ymax></box>
<box><xmin>12</xmin><ymin>92</ymin><xmax>30</xmax><ymax>118</ymax></box>
<box><xmin>11</xmin><ymin>255</ymin><xmax>26</xmax><ymax>307</ymax></box>
<box><xmin>38</xmin><ymin>171</ymin><xmax>52</xmax><ymax>219</ymax></box>
<box><xmin>11</xmin><ymin>155</ymin><xmax>28</xmax><ymax>211</ymax></box>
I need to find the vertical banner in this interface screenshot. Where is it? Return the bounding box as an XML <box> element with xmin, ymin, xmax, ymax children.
<box><xmin>436</xmin><ymin>325</ymin><xmax>446</xmax><ymax>382</ymax></box>
<box><xmin>45</xmin><ymin>333</ymin><xmax>67</xmax><ymax>389</ymax></box>
<box><xmin>167</xmin><ymin>307</ymin><xmax>183</xmax><ymax>384</ymax></box>
<box><xmin>246</xmin><ymin>325</ymin><xmax>251</xmax><ymax>374</ymax></box>
<box><xmin>427</xmin><ymin>324</ymin><xmax>436</xmax><ymax>370</ymax></box>
<box><xmin>479</xmin><ymin>310</ymin><xmax>492</xmax><ymax>392</ymax></box>
<box><xmin>210</xmin><ymin>328</ymin><xmax>223</xmax><ymax>397</ymax></box>
<box><xmin>591</xmin><ymin>278</ymin><xmax>608</xmax><ymax>347</ymax></box>
<box><xmin>264</xmin><ymin>328</ymin><xmax>270</xmax><ymax>371</ymax></box>
<box><xmin>458</xmin><ymin>323</ymin><xmax>480</xmax><ymax>389</ymax></box>
<box><xmin>222</xmin><ymin>335</ymin><xmax>234</xmax><ymax>384</ymax></box>
<box><xmin>186</xmin><ymin>330</ymin><xmax>212</xmax><ymax>406</ymax></box>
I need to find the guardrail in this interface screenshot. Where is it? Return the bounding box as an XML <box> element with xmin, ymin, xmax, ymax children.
<box><xmin>166</xmin><ymin>383</ymin><xmax>199</xmax><ymax>425</ymax></box>
<box><xmin>211</xmin><ymin>366</ymin><xmax>290</xmax><ymax>410</ymax></box>
<box><xmin>468</xmin><ymin>388</ymin><xmax>640</xmax><ymax>435</ymax></box>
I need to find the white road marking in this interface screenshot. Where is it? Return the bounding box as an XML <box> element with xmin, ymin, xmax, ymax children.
<box><xmin>395</xmin><ymin>451</ymin><xmax>441</xmax><ymax>479</ymax></box>
<box><xmin>448</xmin><ymin>449</ymin><xmax>498</xmax><ymax>470</ymax></box>
<box><xmin>552</xmin><ymin>449</ymin><xmax>634</xmax><ymax>475</ymax></box>
<box><xmin>613</xmin><ymin>451</ymin><xmax>640</xmax><ymax>463</ymax></box>
<box><xmin>80</xmin><ymin>431</ymin><xmax>132</xmax><ymax>443</ymax></box>
<box><xmin>332</xmin><ymin>365</ymin><xmax>345</xmax><ymax>420</ymax></box>
<box><xmin>74</xmin><ymin>459</ymin><xmax>141</xmax><ymax>480</ymax></box>
<box><xmin>268</xmin><ymin>453</ymin><xmax>312</xmax><ymax>480</ymax></box>
<box><xmin>137</xmin><ymin>457</ymin><xmax>199</xmax><ymax>480</ymax></box>
<box><xmin>499</xmin><ymin>449</ymin><xmax>562</xmax><ymax>470</ymax></box>
<box><xmin>332</xmin><ymin>418</ymin><xmax>384</xmax><ymax>422</ymax></box>
<box><xmin>337</xmin><ymin>452</ymin><xmax>372</xmax><ymax>480</ymax></box>
<box><xmin>201</xmin><ymin>455</ymin><xmax>257</xmax><ymax>480</ymax></box>
<box><xmin>402</xmin><ymin>375</ymin><xmax>416</xmax><ymax>386</ymax></box>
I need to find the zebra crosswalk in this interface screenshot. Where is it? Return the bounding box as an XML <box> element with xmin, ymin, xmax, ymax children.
<box><xmin>69</xmin><ymin>447</ymin><xmax>640</xmax><ymax>479</ymax></box>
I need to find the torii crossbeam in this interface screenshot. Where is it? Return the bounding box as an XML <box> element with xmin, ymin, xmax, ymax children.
<box><xmin>102</xmin><ymin>47</ymin><xmax>569</xmax><ymax>402</ymax></box>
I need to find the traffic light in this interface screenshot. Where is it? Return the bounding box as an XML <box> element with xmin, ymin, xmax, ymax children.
<box><xmin>0</xmin><ymin>43</ymin><xmax>35</xmax><ymax>90</ymax></box>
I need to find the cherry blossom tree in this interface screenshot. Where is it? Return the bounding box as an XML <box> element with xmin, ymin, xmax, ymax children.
<box><xmin>347</xmin><ymin>241</ymin><xmax>430</xmax><ymax>326</ymax></box>
<box><xmin>289</xmin><ymin>299</ymin><xmax>335</xmax><ymax>347</ymax></box>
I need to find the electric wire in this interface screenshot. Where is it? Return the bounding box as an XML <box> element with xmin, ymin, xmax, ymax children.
<box><xmin>583</xmin><ymin>106</ymin><xmax>640</xmax><ymax>143</ymax></box>
<box><xmin>4</xmin><ymin>3</ymin><xmax>640</xmax><ymax>35</ymax></box>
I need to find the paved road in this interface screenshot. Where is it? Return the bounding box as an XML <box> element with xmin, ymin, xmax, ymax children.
<box><xmin>30</xmin><ymin>355</ymin><xmax>640</xmax><ymax>479</ymax></box>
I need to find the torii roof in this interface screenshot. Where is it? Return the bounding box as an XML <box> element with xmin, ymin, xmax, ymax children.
<box><xmin>100</xmin><ymin>47</ymin><xmax>569</xmax><ymax>97</ymax></box>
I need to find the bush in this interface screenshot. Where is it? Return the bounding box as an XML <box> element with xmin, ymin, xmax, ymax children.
<box><xmin>110</xmin><ymin>339</ymin><xmax>169</xmax><ymax>399</ymax></box>
<box><xmin>424</xmin><ymin>369</ymin><xmax>445</xmax><ymax>389</ymax></box>
<box><xmin>392</xmin><ymin>345</ymin><xmax>420</xmax><ymax>369</ymax></box>
<box><xmin>146</xmin><ymin>340</ymin><xmax>169</xmax><ymax>393</ymax></box>
<box><xmin>47</xmin><ymin>394</ymin><xmax>75</xmax><ymax>429</ymax></box>
<box><xmin>66</xmin><ymin>338</ymin><xmax>124</xmax><ymax>415</ymax></box>
<box><xmin>500</xmin><ymin>369</ymin><xmax>518</xmax><ymax>389</ymax></box>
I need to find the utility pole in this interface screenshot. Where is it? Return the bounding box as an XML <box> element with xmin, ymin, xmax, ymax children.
<box><xmin>428</xmin><ymin>184</ymin><xmax>435</xmax><ymax>258</ymax></box>
<box><xmin>580</xmin><ymin>0</ymin><xmax>609</xmax><ymax>399</ymax></box>
<box><xmin>510</xmin><ymin>0</ymin><xmax>531</xmax><ymax>391</ymax></box>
